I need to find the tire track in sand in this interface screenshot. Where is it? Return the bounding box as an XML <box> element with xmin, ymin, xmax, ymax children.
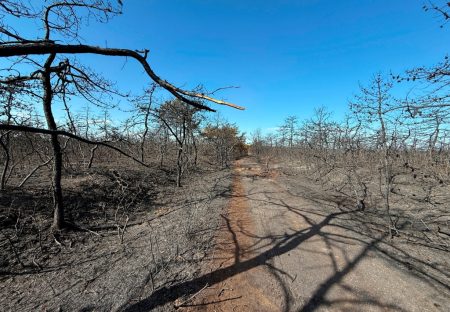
<box><xmin>183</xmin><ymin>159</ymin><xmax>278</xmax><ymax>312</ymax></box>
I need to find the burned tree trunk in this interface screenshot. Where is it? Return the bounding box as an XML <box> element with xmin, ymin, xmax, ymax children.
<box><xmin>0</xmin><ymin>90</ymin><xmax>13</xmax><ymax>190</ymax></box>
<box><xmin>42</xmin><ymin>53</ymin><xmax>64</xmax><ymax>230</ymax></box>
<box><xmin>0</xmin><ymin>133</ymin><xmax>10</xmax><ymax>191</ymax></box>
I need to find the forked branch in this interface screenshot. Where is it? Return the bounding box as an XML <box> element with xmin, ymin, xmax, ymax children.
<box><xmin>0</xmin><ymin>43</ymin><xmax>245</xmax><ymax>111</ymax></box>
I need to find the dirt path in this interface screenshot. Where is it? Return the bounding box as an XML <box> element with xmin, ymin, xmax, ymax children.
<box><xmin>184</xmin><ymin>157</ymin><xmax>449</xmax><ymax>311</ymax></box>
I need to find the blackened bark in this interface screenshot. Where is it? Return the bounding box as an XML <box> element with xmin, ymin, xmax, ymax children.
<box><xmin>1</xmin><ymin>92</ymin><xmax>13</xmax><ymax>190</ymax></box>
<box><xmin>42</xmin><ymin>53</ymin><xmax>64</xmax><ymax>230</ymax></box>
<box><xmin>0</xmin><ymin>135</ymin><xmax>10</xmax><ymax>190</ymax></box>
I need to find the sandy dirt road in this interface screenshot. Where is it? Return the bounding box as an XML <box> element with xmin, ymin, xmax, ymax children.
<box><xmin>183</xmin><ymin>157</ymin><xmax>449</xmax><ymax>312</ymax></box>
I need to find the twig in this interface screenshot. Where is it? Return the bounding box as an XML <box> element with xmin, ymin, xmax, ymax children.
<box><xmin>53</xmin><ymin>233</ymin><xmax>64</xmax><ymax>247</ymax></box>
<box><xmin>117</xmin><ymin>216</ymin><xmax>129</xmax><ymax>244</ymax></box>
<box><xmin>18</xmin><ymin>157</ymin><xmax>53</xmax><ymax>187</ymax></box>
<box><xmin>32</xmin><ymin>255</ymin><xmax>42</xmax><ymax>270</ymax></box>
<box><xmin>83</xmin><ymin>226</ymin><xmax>101</xmax><ymax>236</ymax></box>
<box><xmin>420</xmin><ymin>219</ymin><xmax>431</xmax><ymax>231</ymax></box>
<box><xmin>65</xmin><ymin>221</ymin><xmax>101</xmax><ymax>236</ymax></box>
<box><xmin>147</xmin><ymin>208</ymin><xmax>178</xmax><ymax>223</ymax></box>
<box><xmin>174</xmin><ymin>283</ymin><xmax>209</xmax><ymax>309</ymax></box>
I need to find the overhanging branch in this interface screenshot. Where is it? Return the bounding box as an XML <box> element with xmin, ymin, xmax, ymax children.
<box><xmin>0</xmin><ymin>42</ymin><xmax>245</xmax><ymax>111</ymax></box>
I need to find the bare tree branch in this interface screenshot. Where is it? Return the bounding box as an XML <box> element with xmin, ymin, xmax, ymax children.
<box><xmin>0</xmin><ymin>42</ymin><xmax>245</xmax><ymax>111</ymax></box>
<box><xmin>0</xmin><ymin>124</ymin><xmax>152</xmax><ymax>168</ymax></box>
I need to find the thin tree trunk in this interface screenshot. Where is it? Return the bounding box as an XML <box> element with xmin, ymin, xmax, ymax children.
<box><xmin>42</xmin><ymin>53</ymin><xmax>64</xmax><ymax>230</ymax></box>
<box><xmin>159</xmin><ymin>145</ymin><xmax>165</xmax><ymax>168</ymax></box>
<box><xmin>140</xmin><ymin>113</ymin><xmax>149</xmax><ymax>163</ymax></box>
<box><xmin>176</xmin><ymin>147</ymin><xmax>182</xmax><ymax>187</ymax></box>
<box><xmin>140</xmin><ymin>84</ymin><xmax>155</xmax><ymax>163</ymax></box>
<box><xmin>191</xmin><ymin>131</ymin><xmax>198</xmax><ymax>167</ymax></box>
<box><xmin>176</xmin><ymin>117</ymin><xmax>187</xmax><ymax>187</ymax></box>
<box><xmin>1</xmin><ymin>93</ymin><xmax>13</xmax><ymax>190</ymax></box>
<box><xmin>0</xmin><ymin>135</ymin><xmax>10</xmax><ymax>190</ymax></box>
<box><xmin>87</xmin><ymin>144</ymin><xmax>98</xmax><ymax>169</ymax></box>
<box><xmin>383</xmin><ymin>148</ymin><xmax>394</xmax><ymax>236</ymax></box>
<box><xmin>50</xmin><ymin>124</ymin><xmax>64</xmax><ymax>229</ymax></box>
<box><xmin>377</xmin><ymin>80</ymin><xmax>394</xmax><ymax>237</ymax></box>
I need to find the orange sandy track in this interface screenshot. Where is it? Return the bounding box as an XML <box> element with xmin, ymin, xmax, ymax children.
<box><xmin>182</xmin><ymin>159</ymin><xmax>278</xmax><ymax>312</ymax></box>
<box><xmin>177</xmin><ymin>157</ymin><xmax>449</xmax><ymax>312</ymax></box>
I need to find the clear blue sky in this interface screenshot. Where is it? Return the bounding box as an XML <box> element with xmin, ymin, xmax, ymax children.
<box><xmin>7</xmin><ymin>0</ymin><xmax>450</xmax><ymax>135</ymax></box>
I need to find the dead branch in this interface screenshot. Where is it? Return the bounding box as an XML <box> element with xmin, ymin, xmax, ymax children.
<box><xmin>0</xmin><ymin>43</ymin><xmax>245</xmax><ymax>111</ymax></box>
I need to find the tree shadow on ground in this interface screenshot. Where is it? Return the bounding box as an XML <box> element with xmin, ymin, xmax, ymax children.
<box><xmin>122</xmin><ymin>167</ymin><xmax>448</xmax><ymax>312</ymax></box>
<box><xmin>121</xmin><ymin>204</ymin><xmax>374</xmax><ymax>310</ymax></box>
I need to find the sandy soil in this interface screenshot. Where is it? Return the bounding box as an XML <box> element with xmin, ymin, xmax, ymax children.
<box><xmin>177</xmin><ymin>157</ymin><xmax>449</xmax><ymax>312</ymax></box>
